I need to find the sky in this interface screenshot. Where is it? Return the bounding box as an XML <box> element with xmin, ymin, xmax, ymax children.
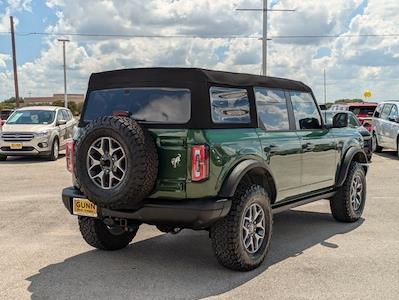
<box><xmin>0</xmin><ymin>0</ymin><xmax>399</xmax><ymax>103</ymax></box>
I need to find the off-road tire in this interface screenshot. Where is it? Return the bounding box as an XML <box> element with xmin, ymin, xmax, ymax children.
<box><xmin>0</xmin><ymin>155</ymin><xmax>7</xmax><ymax>161</ymax></box>
<box><xmin>75</xmin><ymin>116</ymin><xmax>158</xmax><ymax>209</ymax></box>
<box><xmin>210</xmin><ymin>184</ymin><xmax>272</xmax><ymax>271</ymax></box>
<box><xmin>48</xmin><ymin>138</ymin><xmax>59</xmax><ymax>161</ymax></box>
<box><xmin>372</xmin><ymin>133</ymin><xmax>383</xmax><ymax>153</ymax></box>
<box><xmin>78</xmin><ymin>216</ymin><xmax>138</xmax><ymax>250</ymax></box>
<box><xmin>330</xmin><ymin>162</ymin><xmax>366</xmax><ymax>222</ymax></box>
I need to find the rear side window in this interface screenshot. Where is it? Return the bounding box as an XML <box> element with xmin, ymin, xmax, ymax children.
<box><xmin>290</xmin><ymin>91</ymin><xmax>322</xmax><ymax>130</ymax></box>
<box><xmin>380</xmin><ymin>104</ymin><xmax>393</xmax><ymax>120</ymax></box>
<box><xmin>210</xmin><ymin>87</ymin><xmax>250</xmax><ymax>124</ymax></box>
<box><xmin>254</xmin><ymin>87</ymin><xmax>289</xmax><ymax>130</ymax></box>
<box><xmin>84</xmin><ymin>88</ymin><xmax>191</xmax><ymax>124</ymax></box>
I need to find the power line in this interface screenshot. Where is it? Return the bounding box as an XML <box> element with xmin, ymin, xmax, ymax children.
<box><xmin>0</xmin><ymin>31</ymin><xmax>399</xmax><ymax>39</ymax></box>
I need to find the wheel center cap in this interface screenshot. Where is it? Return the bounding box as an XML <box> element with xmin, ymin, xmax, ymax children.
<box><xmin>248</xmin><ymin>223</ymin><xmax>255</xmax><ymax>233</ymax></box>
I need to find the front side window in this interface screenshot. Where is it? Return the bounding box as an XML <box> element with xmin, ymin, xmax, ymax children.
<box><xmin>7</xmin><ymin>110</ymin><xmax>55</xmax><ymax>125</ymax></box>
<box><xmin>210</xmin><ymin>87</ymin><xmax>251</xmax><ymax>124</ymax></box>
<box><xmin>388</xmin><ymin>105</ymin><xmax>398</xmax><ymax>120</ymax></box>
<box><xmin>84</xmin><ymin>88</ymin><xmax>191</xmax><ymax>124</ymax></box>
<box><xmin>290</xmin><ymin>91</ymin><xmax>322</xmax><ymax>130</ymax></box>
<box><xmin>373</xmin><ymin>104</ymin><xmax>383</xmax><ymax>118</ymax></box>
<box><xmin>380</xmin><ymin>104</ymin><xmax>393</xmax><ymax>120</ymax></box>
<box><xmin>255</xmin><ymin>87</ymin><xmax>289</xmax><ymax>130</ymax></box>
<box><xmin>349</xmin><ymin>114</ymin><xmax>360</xmax><ymax>127</ymax></box>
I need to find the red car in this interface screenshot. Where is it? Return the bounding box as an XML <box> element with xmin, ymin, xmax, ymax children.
<box><xmin>0</xmin><ymin>109</ymin><xmax>13</xmax><ymax>129</ymax></box>
<box><xmin>329</xmin><ymin>102</ymin><xmax>378</xmax><ymax>132</ymax></box>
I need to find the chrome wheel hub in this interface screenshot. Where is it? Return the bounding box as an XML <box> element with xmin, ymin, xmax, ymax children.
<box><xmin>87</xmin><ymin>137</ymin><xmax>127</xmax><ymax>189</ymax></box>
<box><xmin>241</xmin><ymin>203</ymin><xmax>265</xmax><ymax>254</ymax></box>
<box><xmin>350</xmin><ymin>174</ymin><xmax>363</xmax><ymax>211</ymax></box>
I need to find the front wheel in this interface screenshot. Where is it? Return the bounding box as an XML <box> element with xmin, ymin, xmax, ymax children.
<box><xmin>78</xmin><ymin>217</ymin><xmax>138</xmax><ymax>250</ymax></box>
<box><xmin>210</xmin><ymin>184</ymin><xmax>272</xmax><ymax>271</ymax></box>
<box><xmin>330</xmin><ymin>162</ymin><xmax>366</xmax><ymax>222</ymax></box>
<box><xmin>48</xmin><ymin>138</ymin><xmax>59</xmax><ymax>161</ymax></box>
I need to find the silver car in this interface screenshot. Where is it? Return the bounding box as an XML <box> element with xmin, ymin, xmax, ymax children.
<box><xmin>372</xmin><ymin>101</ymin><xmax>399</xmax><ymax>157</ymax></box>
<box><xmin>0</xmin><ymin>106</ymin><xmax>76</xmax><ymax>161</ymax></box>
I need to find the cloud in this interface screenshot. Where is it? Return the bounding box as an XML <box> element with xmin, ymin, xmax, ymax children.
<box><xmin>1</xmin><ymin>0</ymin><xmax>399</xmax><ymax>104</ymax></box>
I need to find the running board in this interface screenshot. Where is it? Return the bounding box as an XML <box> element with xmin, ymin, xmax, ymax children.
<box><xmin>272</xmin><ymin>191</ymin><xmax>336</xmax><ymax>214</ymax></box>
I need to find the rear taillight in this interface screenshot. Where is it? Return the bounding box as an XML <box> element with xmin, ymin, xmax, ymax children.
<box><xmin>66</xmin><ymin>139</ymin><xmax>76</xmax><ymax>173</ymax></box>
<box><xmin>191</xmin><ymin>145</ymin><xmax>209</xmax><ymax>182</ymax></box>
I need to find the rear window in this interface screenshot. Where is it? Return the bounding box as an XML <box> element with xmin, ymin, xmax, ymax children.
<box><xmin>83</xmin><ymin>88</ymin><xmax>191</xmax><ymax>124</ymax></box>
<box><xmin>349</xmin><ymin>106</ymin><xmax>376</xmax><ymax>116</ymax></box>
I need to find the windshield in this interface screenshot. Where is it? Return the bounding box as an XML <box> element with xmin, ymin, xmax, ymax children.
<box><xmin>84</xmin><ymin>87</ymin><xmax>191</xmax><ymax>124</ymax></box>
<box><xmin>349</xmin><ymin>106</ymin><xmax>376</xmax><ymax>116</ymax></box>
<box><xmin>7</xmin><ymin>110</ymin><xmax>55</xmax><ymax>125</ymax></box>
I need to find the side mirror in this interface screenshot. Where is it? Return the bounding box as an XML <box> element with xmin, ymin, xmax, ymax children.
<box><xmin>57</xmin><ymin>119</ymin><xmax>67</xmax><ymax>126</ymax></box>
<box><xmin>332</xmin><ymin>113</ymin><xmax>348</xmax><ymax>128</ymax></box>
<box><xmin>389</xmin><ymin>116</ymin><xmax>399</xmax><ymax>123</ymax></box>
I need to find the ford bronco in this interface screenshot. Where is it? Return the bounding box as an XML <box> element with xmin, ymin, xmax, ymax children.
<box><xmin>62</xmin><ymin>68</ymin><xmax>368</xmax><ymax>271</ymax></box>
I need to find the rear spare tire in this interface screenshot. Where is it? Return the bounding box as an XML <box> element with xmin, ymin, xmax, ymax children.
<box><xmin>75</xmin><ymin>116</ymin><xmax>158</xmax><ymax>209</ymax></box>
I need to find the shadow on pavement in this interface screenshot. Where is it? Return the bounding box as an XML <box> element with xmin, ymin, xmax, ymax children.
<box><xmin>26</xmin><ymin>210</ymin><xmax>364</xmax><ymax>300</ymax></box>
<box><xmin>0</xmin><ymin>154</ymin><xmax>65</xmax><ymax>164</ymax></box>
<box><xmin>374</xmin><ymin>151</ymin><xmax>398</xmax><ymax>160</ymax></box>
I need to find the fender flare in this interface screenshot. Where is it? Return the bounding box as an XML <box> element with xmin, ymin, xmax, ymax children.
<box><xmin>336</xmin><ymin>147</ymin><xmax>368</xmax><ymax>187</ymax></box>
<box><xmin>218</xmin><ymin>159</ymin><xmax>277</xmax><ymax>200</ymax></box>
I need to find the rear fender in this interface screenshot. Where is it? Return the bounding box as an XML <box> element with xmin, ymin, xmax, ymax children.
<box><xmin>218</xmin><ymin>159</ymin><xmax>277</xmax><ymax>202</ymax></box>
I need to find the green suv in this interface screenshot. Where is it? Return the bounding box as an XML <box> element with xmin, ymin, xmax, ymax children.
<box><xmin>62</xmin><ymin>68</ymin><xmax>368</xmax><ymax>271</ymax></box>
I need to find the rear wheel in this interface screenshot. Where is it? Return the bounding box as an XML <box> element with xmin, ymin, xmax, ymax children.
<box><xmin>0</xmin><ymin>155</ymin><xmax>7</xmax><ymax>161</ymax></box>
<box><xmin>78</xmin><ymin>216</ymin><xmax>138</xmax><ymax>250</ymax></box>
<box><xmin>210</xmin><ymin>184</ymin><xmax>272</xmax><ymax>271</ymax></box>
<box><xmin>372</xmin><ymin>134</ymin><xmax>383</xmax><ymax>153</ymax></box>
<box><xmin>330</xmin><ymin>162</ymin><xmax>366</xmax><ymax>222</ymax></box>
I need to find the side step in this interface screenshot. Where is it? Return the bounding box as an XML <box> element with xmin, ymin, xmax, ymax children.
<box><xmin>272</xmin><ymin>191</ymin><xmax>335</xmax><ymax>214</ymax></box>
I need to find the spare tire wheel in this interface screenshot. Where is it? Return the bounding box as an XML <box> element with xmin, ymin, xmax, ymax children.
<box><xmin>75</xmin><ymin>116</ymin><xmax>158</xmax><ymax>209</ymax></box>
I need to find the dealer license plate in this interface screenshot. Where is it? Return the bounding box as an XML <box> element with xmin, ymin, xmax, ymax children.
<box><xmin>10</xmin><ymin>143</ymin><xmax>23</xmax><ymax>150</ymax></box>
<box><xmin>72</xmin><ymin>198</ymin><xmax>98</xmax><ymax>217</ymax></box>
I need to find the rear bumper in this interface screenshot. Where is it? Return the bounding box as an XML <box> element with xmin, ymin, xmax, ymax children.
<box><xmin>62</xmin><ymin>187</ymin><xmax>231</xmax><ymax>229</ymax></box>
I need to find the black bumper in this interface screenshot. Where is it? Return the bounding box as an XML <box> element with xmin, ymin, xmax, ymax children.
<box><xmin>62</xmin><ymin>187</ymin><xmax>231</xmax><ymax>229</ymax></box>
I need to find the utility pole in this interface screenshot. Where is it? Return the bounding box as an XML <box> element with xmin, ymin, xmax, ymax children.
<box><xmin>324</xmin><ymin>69</ymin><xmax>327</xmax><ymax>105</ymax></box>
<box><xmin>10</xmin><ymin>16</ymin><xmax>20</xmax><ymax>108</ymax></box>
<box><xmin>58</xmin><ymin>38</ymin><xmax>70</xmax><ymax>108</ymax></box>
<box><xmin>237</xmin><ymin>0</ymin><xmax>295</xmax><ymax>76</ymax></box>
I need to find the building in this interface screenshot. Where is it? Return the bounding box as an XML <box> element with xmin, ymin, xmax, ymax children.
<box><xmin>24</xmin><ymin>94</ymin><xmax>85</xmax><ymax>105</ymax></box>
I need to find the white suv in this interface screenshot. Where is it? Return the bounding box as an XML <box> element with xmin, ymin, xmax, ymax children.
<box><xmin>372</xmin><ymin>101</ymin><xmax>399</xmax><ymax>157</ymax></box>
<box><xmin>0</xmin><ymin>106</ymin><xmax>76</xmax><ymax>161</ymax></box>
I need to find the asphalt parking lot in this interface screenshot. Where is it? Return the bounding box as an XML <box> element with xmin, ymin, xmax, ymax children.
<box><xmin>0</xmin><ymin>152</ymin><xmax>398</xmax><ymax>300</ymax></box>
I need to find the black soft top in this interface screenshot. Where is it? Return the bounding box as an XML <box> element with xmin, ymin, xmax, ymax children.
<box><xmin>83</xmin><ymin>68</ymin><xmax>313</xmax><ymax>129</ymax></box>
<box><xmin>88</xmin><ymin>67</ymin><xmax>311</xmax><ymax>92</ymax></box>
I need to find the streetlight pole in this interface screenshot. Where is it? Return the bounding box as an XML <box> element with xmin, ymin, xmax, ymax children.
<box><xmin>58</xmin><ymin>39</ymin><xmax>70</xmax><ymax>108</ymax></box>
<box><xmin>237</xmin><ymin>0</ymin><xmax>295</xmax><ymax>76</ymax></box>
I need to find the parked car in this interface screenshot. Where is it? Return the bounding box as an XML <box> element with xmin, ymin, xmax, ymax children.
<box><xmin>330</xmin><ymin>102</ymin><xmax>378</xmax><ymax>132</ymax></box>
<box><xmin>322</xmin><ymin>110</ymin><xmax>372</xmax><ymax>161</ymax></box>
<box><xmin>62</xmin><ymin>68</ymin><xmax>368</xmax><ymax>271</ymax></box>
<box><xmin>372</xmin><ymin>101</ymin><xmax>399</xmax><ymax>157</ymax></box>
<box><xmin>0</xmin><ymin>106</ymin><xmax>76</xmax><ymax>161</ymax></box>
<box><xmin>0</xmin><ymin>109</ymin><xmax>13</xmax><ymax>129</ymax></box>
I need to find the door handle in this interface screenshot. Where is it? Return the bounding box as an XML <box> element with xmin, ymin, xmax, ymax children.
<box><xmin>264</xmin><ymin>144</ymin><xmax>277</xmax><ymax>153</ymax></box>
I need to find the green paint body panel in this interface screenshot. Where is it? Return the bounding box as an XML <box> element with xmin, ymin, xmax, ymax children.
<box><xmin>147</xmin><ymin>127</ymin><xmax>364</xmax><ymax>202</ymax></box>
